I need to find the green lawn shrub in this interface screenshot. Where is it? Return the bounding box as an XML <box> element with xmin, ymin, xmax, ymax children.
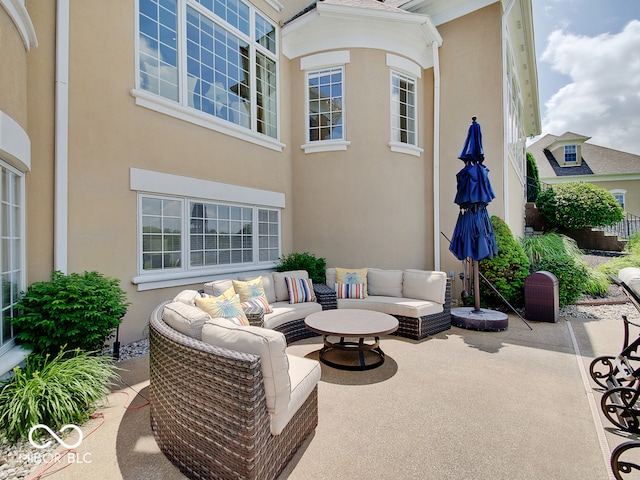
<box><xmin>12</xmin><ymin>271</ymin><xmax>129</xmax><ymax>355</ymax></box>
<box><xmin>526</xmin><ymin>152</ymin><xmax>540</xmax><ymax>202</ymax></box>
<box><xmin>276</xmin><ymin>252</ymin><xmax>327</xmax><ymax>285</ymax></box>
<box><xmin>0</xmin><ymin>349</ymin><xmax>118</xmax><ymax>443</ymax></box>
<box><xmin>478</xmin><ymin>216</ymin><xmax>530</xmax><ymax>308</ymax></box>
<box><xmin>535</xmin><ymin>255</ymin><xmax>590</xmax><ymax>307</ymax></box>
<box><xmin>597</xmin><ymin>232</ymin><xmax>640</xmax><ymax>276</ymax></box>
<box><xmin>536</xmin><ymin>182</ymin><xmax>624</xmax><ymax>229</ymax></box>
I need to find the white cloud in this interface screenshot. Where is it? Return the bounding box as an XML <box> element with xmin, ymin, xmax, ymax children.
<box><xmin>540</xmin><ymin>20</ymin><xmax>640</xmax><ymax>154</ymax></box>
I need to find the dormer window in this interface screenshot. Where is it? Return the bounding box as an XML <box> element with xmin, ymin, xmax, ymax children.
<box><xmin>564</xmin><ymin>145</ymin><xmax>577</xmax><ymax>163</ymax></box>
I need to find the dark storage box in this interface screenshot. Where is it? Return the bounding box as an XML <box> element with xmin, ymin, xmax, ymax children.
<box><xmin>525</xmin><ymin>271</ymin><xmax>559</xmax><ymax>322</ymax></box>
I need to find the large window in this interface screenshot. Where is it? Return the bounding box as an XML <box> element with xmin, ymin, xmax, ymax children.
<box><xmin>0</xmin><ymin>165</ymin><xmax>23</xmax><ymax>355</ymax></box>
<box><xmin>138</xmin><ymin>0</ymin><xmax>278</xmax><ymax>138</ymax></box>
<box><xmin>140</xmin><ymin>194</ymin><xmax>280</xmax><ymax>275</ymax></box>
<box><xmin>307</xmin><ymin>67</ymin><xmax>344</xmax><ymax>142</ymax></box>
<box><xmin>390</xmin><ymin>71</ymin><xmax>416</xmax><ymax>146</ymax></box>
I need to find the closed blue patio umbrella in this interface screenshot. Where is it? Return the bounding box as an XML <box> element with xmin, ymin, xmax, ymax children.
<box><xmin>449</xmin><ymin>117</ymin><xmax>507</xmax><ymax>330</ymax></box>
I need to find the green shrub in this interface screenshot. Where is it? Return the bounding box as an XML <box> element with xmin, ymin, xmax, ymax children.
<box><xmin>276</xmin><ymin>252</ymin><xmax>327</xmax><ymax>284</ymax></box>
<box><xmin>526</xmin><ymin>152</ymin><xmax>541</xmax><ymax>202</ymax></box>
<box><xmin>535</xmin><ymin>255</ymin><xmax>589</xmax><ymax>307</ymax></box>
<box><xmin>12</xmin><ymin>271</ymin><xmax>129</xmax><ymax>355</ymax></box>
<box><xmin>478</xmin><ymin>216</ymin><xmax>530</xmax><ymax>308</ymax></box>
<box><xmin>536</xmin><ymin>182</ymin><xmax>624</xmax><ymax>229</ymax></box>
<box><xmin>519</xmin><ymin>233</ymin><xmax>610</xmax><ymax>299</ymax></box>
<box><xmin>0</xmin><ymin>349</ymin><xmax>118</xmax><ymax>443</ymax></box>
<box><xmin>519</xmin><ymin>232</ymin><xmax>582</xmax><ymax>265</ymax></box>
<box><xmin>597</xmin><ymin>252</ymin><xmax>640</xmax><ymax>276</ymax></box>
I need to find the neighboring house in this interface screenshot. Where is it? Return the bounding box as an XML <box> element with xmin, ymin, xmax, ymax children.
<box><xmin>528</xmin><ymin>132</ymin><xmax>640</xmax><ymax>215</ymax></box>
<box><xmin>0</xmin><ymin>0</ymin><xmax>539</xmax><ymax>374</ymax></box>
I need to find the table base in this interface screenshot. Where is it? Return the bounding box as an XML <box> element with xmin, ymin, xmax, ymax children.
<box><xmin>319</xmin><ymin>336</ymin><xmax>386</xmax><ymax>371</ymax></box>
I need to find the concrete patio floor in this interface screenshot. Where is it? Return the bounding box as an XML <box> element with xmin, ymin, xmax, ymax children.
<box><xmin>28</xmin><ymin>309</ymin><xmax>639</xmax><ymax>479</ymax></box>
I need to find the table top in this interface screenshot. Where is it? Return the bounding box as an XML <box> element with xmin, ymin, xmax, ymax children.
<box><xmin>305</xmin><ymin>309</ymin><xmax>399</xmax><ymax>337</ymax></box>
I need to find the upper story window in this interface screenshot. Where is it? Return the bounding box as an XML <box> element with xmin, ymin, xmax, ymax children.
<box><xmin>137</xmin><ymin>0</ymin><xmax>278</xmax><ymax>140</ymax></box>
<box><xmin>390</xmin><ymin>71</ymin><xmax>416</xmax><ymax>146</ymax></box>
<box><xmin>564</xmin><ymin>145</ymin><xmax>577</xmax><ymax>163</ymax></box>
<box><xmin>299</xmin><ymin>51</ymin><xmax>351</xmax><ymax>154</ymax></box>
<box><xmin>307</xmin><ymin>67</ymin><xmax>344</xmax><ymax>142</ymax></box>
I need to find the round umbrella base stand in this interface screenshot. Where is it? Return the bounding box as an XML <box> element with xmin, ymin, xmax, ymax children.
<box><xmin>451</xmin><ymin>307</ymin><xmax>508</xmax><ymax>331</ymax></box>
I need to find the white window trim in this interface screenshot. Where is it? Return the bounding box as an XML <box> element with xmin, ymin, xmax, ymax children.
<box><xmin>300</xmin><ymin>51</ymin><xmax>350</xmax><ymax>154</ymax></box>
<box><xmin>131</xmin><ymin>168</ymin><xmax>284</xmax><ymax>290</ymax></box>
<box><xmin>611</xmin><ymin>189</ymin><xmax>626</xmax><ymax>210</ymax></box>
<box><xmin>387</xmin><ymin>58</ymin><xmax>422</xmax><ymax>157</ymax></box>
<box><xmin>134</xmin><ymin>0</ymin><xmax>284</xmax><ymax>152</ymax></box>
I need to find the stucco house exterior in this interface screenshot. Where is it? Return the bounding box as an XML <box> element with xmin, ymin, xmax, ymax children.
<box><xmin>528</xmin><ymin>132</ymin><xmax>640</xmax><ymax>215</ymax></box>
<box><xmin>0</xmin><ymin>0</ymin><xmax>539</xmax><ymax>374</ymax></box>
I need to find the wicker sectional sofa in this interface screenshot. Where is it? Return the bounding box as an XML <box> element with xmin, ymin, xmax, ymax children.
<box><xmin>320</xmin><ymin>267</ymin><xmax>452</xmax><ymax>340</ymax></box>
<box><xmin>149</xmin><ymin>267</ymin><xmax>451</xmax><ymax>479</ymax></box>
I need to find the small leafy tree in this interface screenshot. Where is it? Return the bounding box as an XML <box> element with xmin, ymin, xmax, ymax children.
<box><xmin>276</xmin><ymin>252</ymin><xmax>327</xmax><ymax>284</ymax></box>
<box><xmin>526</xmin><ymin>152</ymin><xmax>541</xmax><ymax>202</ymax></box>
<box><xmin>479</xmin><ymin>216</ymin><xmax>530</xmax><ymax>308</ymax></box>
<box><xmin>12</xmin><ymin>271</ymin><xmax>129</xmax><ymax>355</ymax></box>
<box><xmin>536</xmin><ymin>182</ymin><xmax>624</xmax><ymax>229</ymax></box>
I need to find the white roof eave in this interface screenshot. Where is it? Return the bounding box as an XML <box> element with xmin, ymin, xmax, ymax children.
<box><xmin>282</xmin><ymin>2</ymin><xmax>442</xmax><ymax>69</ymax></box>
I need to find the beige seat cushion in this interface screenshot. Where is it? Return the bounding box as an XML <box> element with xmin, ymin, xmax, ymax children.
<box><xmin>337</xmin><ymin>296</ymin><xmax>443</xmax><ymax>318</ymax></box>
<box><xmin>201</xmin><ymin>318</ymin><xmax>290</xmax><ymax>415</ymax></box>
<box><xmin>162</xmin><ymin>301</ymin><xmax>212</xmax><ymax>339</ymax></box>
<box><xmin>402</xmin><ymin>270</ymin><xmax>447</xmax><ymax>304</ymax></box>
<box><xmin>270</xmin><ymin>354</ymin><xmax>321</xmax><ymax>435</ymax></box>
<box><xmin>263</xmin><ymin>301</ymin><xmax>323</xmax><ymax>330</ymax></box>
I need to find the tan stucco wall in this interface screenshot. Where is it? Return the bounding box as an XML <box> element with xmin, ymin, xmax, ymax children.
<box><xmin>290</xmin><ymin>48</ymin><xmax>435</xmax><ymax>271</ymax></box>
<box><xmin>25</xmin><ymin>1</ymin><xmax>56</xmax><ymax>282</ymax></box>
<box><xmin>25</xmin><ymin>2</ymin><xmax>295</xmax><ymax>345</ymax></box>
<box><xmin>0</xmin><ymin>8</ymin><xmax>28</xmax><ymax>128</ymax></box>
<box><xmin>436</xmin><ymin>3</ymin><xmax>504</xmax><ymax>279</ymax></box>
<box><xmin>589</xmin><ymin>179</ymin><xmax>640</xmax><ymax>216</ymax></box>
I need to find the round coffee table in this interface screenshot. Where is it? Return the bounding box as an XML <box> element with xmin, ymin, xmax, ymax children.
<box><xmin>304</xmin><ymin>309</ymin><xmax>399</xmax><ymax>370</ymax></box>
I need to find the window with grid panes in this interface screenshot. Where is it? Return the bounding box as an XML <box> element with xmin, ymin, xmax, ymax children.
<box><xmin>140</xmin><ymin>194</ymin><xmax>280</xmax><ymax>274</ymax></box>
<box><xmin>138</xmin><ymin>0</ymin><xmax>278</xmax><ymax>138</ymax></box>
<box><xmin>390</xmin><ymin>71</ymin><xmax>416</xmax><ymax>145</ymax></box>
<box><xmin>0</xmin><ymin>164</ymin><xmax>24</xmax><ymax>355</ymax></box>
<box><xmin>307</xmin><ymin>67</ymin><xmax>344</xmax><ymax>142</ymax></box>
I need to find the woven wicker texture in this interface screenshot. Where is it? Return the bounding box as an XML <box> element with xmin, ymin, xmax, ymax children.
<box><xmin>149</xmin><ymin>302</ymin><xmax>318</xmax><ymax>480</ymax></box>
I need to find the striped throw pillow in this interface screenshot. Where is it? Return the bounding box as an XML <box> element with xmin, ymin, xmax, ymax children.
<box><xmin>284</xmin><ymin>277</ymin><xmax>316</xmax><ymax>304</ymax></box>
<box><xmin>335</xmin><ymin>283</ymin><xmax>366</xmax><ymax>299</ymax></box>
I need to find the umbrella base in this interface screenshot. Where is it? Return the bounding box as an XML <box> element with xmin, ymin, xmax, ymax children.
<box><xmin>451</xmin><ymin>307</ymin><xmax>508</xmax><ymax>331</ymax></box>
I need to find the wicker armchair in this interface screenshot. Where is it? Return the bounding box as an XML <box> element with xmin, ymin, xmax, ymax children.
<box><xmin>149</xmin><ymin>302</ymin><xmax>318</xmax><ymax>480</ymax></box>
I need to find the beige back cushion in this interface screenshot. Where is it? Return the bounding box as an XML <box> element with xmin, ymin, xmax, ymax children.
<box><xmin>367</xmin><ymin>269</ymin><xmax>404</xmax><ymax>297</ymax></box>
<box><xmin>201</xmin><ymin>318</ymin><xmax>291</xmax><ymax>415</ymax></box>
<box><xmin>619</xmin><ymin>267</ymin><xmax>640</xmax><ymax>298</ymax></box>
<box><xmin>402</xmin><ymin>270</ymin><xmax>447</xmax><ymax>304</ymax></box>
<box><xmin>325</xmin><ymin>267</ymin><xmax>336</xmax><ymax>287</ymax></box>
<box><xmin>162</xmin><ymin>301</ymin><xmax>212</xmax><ymax>339</ymax></box>
<box><xmin>202</xmin><ymin>279</ymin><xmax>235</xmax><ymax>297</ymax></box>
<box><xmin>271</xmin><ymin>270</ymin><xmax>309</xmax><ymax>302</ymax></box>
<box><xmin>172</xmin><ymin>289</ymin><xmax>201</xmax><ymax>306</ymax></box>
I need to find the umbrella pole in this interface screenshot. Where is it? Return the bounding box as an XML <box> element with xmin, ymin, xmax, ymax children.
<box><xmin>473</xmin><ymin>259</ymin><xmax>481</xmax><ymax>312</ymax></box>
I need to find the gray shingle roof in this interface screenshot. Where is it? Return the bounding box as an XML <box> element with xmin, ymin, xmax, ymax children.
<box><xmin>528</xmin><ymin>133</ymin><xmax>640</xmax><ymax>179</ymax></box>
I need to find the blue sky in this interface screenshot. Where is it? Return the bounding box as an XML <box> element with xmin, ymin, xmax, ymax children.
<box><xmin>531</xmin><ymin>0</ymin><xmax>640</xmax><ymax>154</ymax></box>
